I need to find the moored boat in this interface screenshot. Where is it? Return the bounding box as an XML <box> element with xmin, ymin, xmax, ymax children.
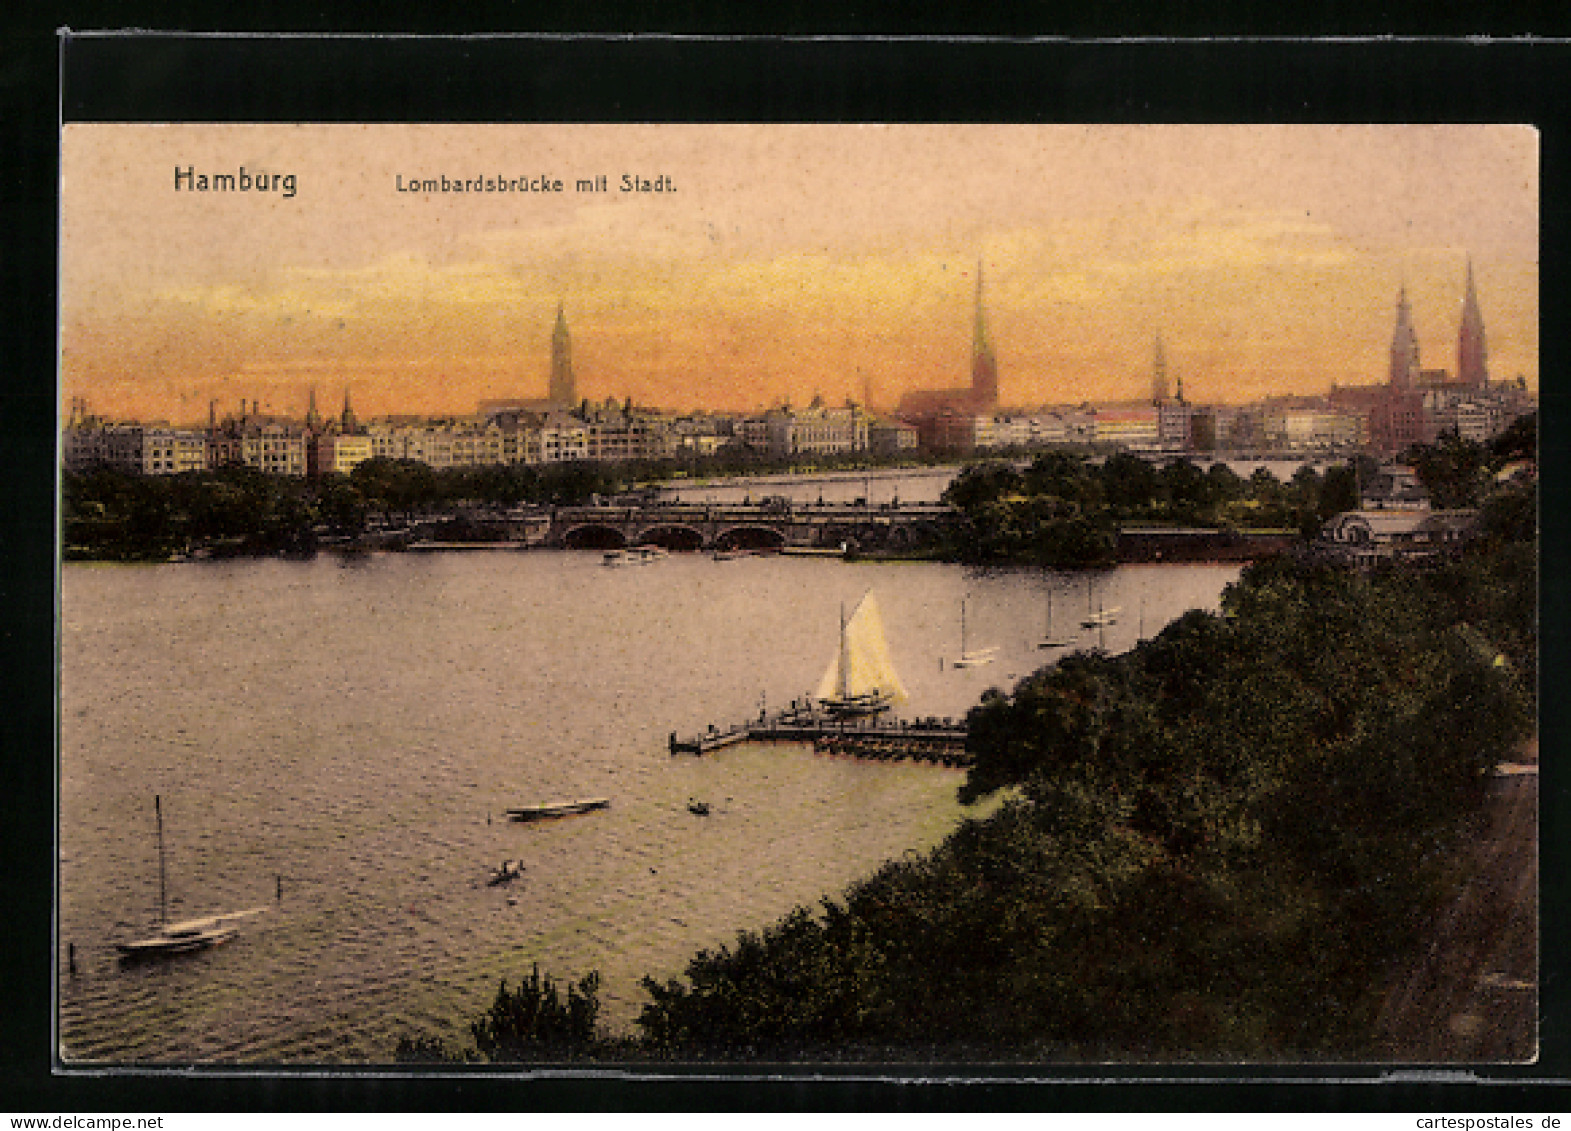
<box><xmin>1081</xmin><ymin>579</ymin><xmax>1121</xmax><ymax>629</ymax></box>
<box><xmin>116</xmin><ymin>795</ymin><xmax>263</xmax><ymax>961</ymax></box>
<box><xmin>950</xmin><ymin>598</ymin><xmax>998</xmax><ymax>668</ymax></box>
<box><xmin>118</xmin><ymin>914</ymin><xmax>241</xmax><ymax>960</ymax></box>
<box><xmin>814</xmin><ymin>590</ymin><xmax>908</xmax><ymax>717</ymax></box>
<box><xmin>1081</xmin><ymin>607</ymin><xmax>1121</xmax><ymax>628</ymax></box>
<box><xmin>603</xmin><ymin>546</ymin><xmax>668</xmax><ymax>566</ymax></box>
<box><xmin>505</xmin><ymin>797</ymin><xmax>611</xmax><ymax>822</ymax></box>
<box><xmin>1038</xmin><ymin>588</ymin><xmax>1078</xmax><ymax>649</ymax></box>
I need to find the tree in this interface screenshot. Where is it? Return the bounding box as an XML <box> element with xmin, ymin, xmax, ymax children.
<box><xmin>315</xmin><ymin>472</ymin><xmax>367</xmax><ymax>534</ymax></box>
<box><xmin>1023</xmin><ymin>449</ymin><xmax>1099</xmax><ymax>505</ymax></box>
<box><xmin>1317</xmin><ymin>464</ymin><xmax>1360</xmax><ymax>520</ymax></box>
<box><xmin>1490</xmin><ymin>411</ymin><xmax>1536</xmax><ymax>465</ymax></box>
<box><xmin>1205</xmin><ymin>462</ymin><xmax>1245</xmax><ymax>504</ymax></box>
<box><xmin>470</xmin><ymin>965</ymin><xmax>605</xmax><ymax>1060</ymax></box>
<box><xmin>352</xmin><ymin>457</ymin><xmax>438</xmax><ymax>521</ymax></box>
<box><xmin>1406</xmin><ymin>433</ymin><xmax>1491</xmax><ymax>509</ymax></box>
<box><xmin>1098</xmin><ymin>452</ymin><xmax>1160</xmax><ymax>512</ymax></box>
<box><xmin>942</xmin><ymin>460</ymin><xmax>1024</xmax><ymax>512</ymax></box>
<box><xmin>1159</xmin><ymin>458</ymin><xmax>1211</xmax><ymax>517</ymax></box>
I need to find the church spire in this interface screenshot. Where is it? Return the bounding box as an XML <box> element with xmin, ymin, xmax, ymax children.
<box><xmin>972</xmin><ymin>260</ymin><xmax>989</xmax><ymax>354</ymax></box>
<box><xmin>1389</xmin><ymin>284</ymin><xmax>1420</xmax><ymax>389</ymax></box>
<box><xmin>1152</xmin><ymin>332</ymin><xmax>1170</xmax><ymax>404</ymax></box>
<box><xmin>550</xmin><ymin>300</ymin><xmax>576</xmax><ymax>407</ymax></box>
<box><xmin>340</xmin><ymin>387</ymin><xmax>358</xmax><ymax>434</ymax></box>
<box><xmin>969</xmin><ymin>260</ymin><xmax>998</xmax><ymax>409</ymax></box>
<box><xmin>1458</xmin><ymin>256</ymin><xmax>1489</xmax><ymax>389</ymax></box>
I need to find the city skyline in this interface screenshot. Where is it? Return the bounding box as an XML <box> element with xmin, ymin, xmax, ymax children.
<box><xmin>61</xmin><ymin>125</ymin><xmax>1539</xmax><ymax>422</ymax></box>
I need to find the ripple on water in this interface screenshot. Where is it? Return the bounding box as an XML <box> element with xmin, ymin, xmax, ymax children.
<box><xmin>60</xmin><ymin>553</ymin><xmax>1239</xmax><ymax>1061</ymax></box>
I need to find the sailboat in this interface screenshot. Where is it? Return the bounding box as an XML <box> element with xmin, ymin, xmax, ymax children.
<box><xmin>117</xmin><ymin>795</ymin><xmax>263</xmax><ymax>961</ymax></box>
<box><xmin>951</xmin><ymin>598</ymin><xmax>998</xmax><ymax>669</ymax></box>
<box><xmin>1038</xmin><ymin>588</ymin><xmax>1077</xmax><ymax>649</ymax></box>
<box><xmin>1080</xmin><ymin>579</ymin><xmax>1121</xmax><ymax>629</ymax></box>
<box><xmin>814</xmin><ymin>591</ymin><xmax>908</xmax><ymax>717</ymax></box>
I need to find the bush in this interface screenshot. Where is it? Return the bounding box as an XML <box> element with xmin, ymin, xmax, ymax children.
<box><xmin>470</xmin><ymin>965</ymin><xmax>605</xmax><ymax>1061</ymax></box>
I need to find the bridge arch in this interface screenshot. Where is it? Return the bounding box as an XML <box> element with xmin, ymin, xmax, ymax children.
<box><xmin>714</xmin><ymin>525</ymin><xmax>787</xmax><ymax>552</ymax></box>
<box><xmin>561</xmin><ymin>524</ymin><xmax>627</xmax><ymax>550</ymax></box>
<box><xmin>637</xmin><ymin>524</ymin><xmax>705</xmax><ymax>552</ymax></box>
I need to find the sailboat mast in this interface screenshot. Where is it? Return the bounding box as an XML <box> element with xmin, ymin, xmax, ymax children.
<box><xmin>838</xmin><ymin>601</ymin><xmax>850</xmax><ymax>699</ymax></box>
<box><xmin>155</xmin><ymin>794</ymin><xmax>166</xmax><ymax>927</ymax></box>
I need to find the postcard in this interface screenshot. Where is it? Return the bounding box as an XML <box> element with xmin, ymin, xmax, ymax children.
<box><xmin>57</xmin><ymin>120</ymin><xmax>1539</xmax><ymax>1071</ymax></box>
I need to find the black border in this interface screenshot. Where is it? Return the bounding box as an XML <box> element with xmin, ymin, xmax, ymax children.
<box><xmin>6</xmin><ymin>29</ymin><xmax>1568</xmax><ymax>1111</ymax></box>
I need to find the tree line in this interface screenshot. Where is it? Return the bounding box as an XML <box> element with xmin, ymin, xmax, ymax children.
<box><xmin>395</xmin><ymin>428</ymin><xmax>1537</xmax><ymax>1063</ymax></box>
<box><xmin>61</xmin><ymin>449</ymin><xmax>1353</xmax><ymax>563</ymax></box>
<box><xmin>937</xmin><ymin>451</ymin><xmax>1367</xmax><ymax>568</ymax></box>
<box><xmin>61</xmin><ymin>458</ymin><xmax>632</xmax><ymax>560</ymax></box>
<box><xmin>935</xmin><ymin>416</ymin><xmax>1535</xmax><ymax>569</ymax></box>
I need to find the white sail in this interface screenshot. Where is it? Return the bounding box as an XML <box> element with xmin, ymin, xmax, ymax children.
<box><xmin>814</xmin><ymin>591</ymin><xmax>908</xmax><ymax>706</ymax></box>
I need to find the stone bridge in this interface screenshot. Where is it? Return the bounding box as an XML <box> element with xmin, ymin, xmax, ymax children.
<box><xmin>547</xmin><ymin>500</ymin><xmax>960</xmax><ymax>553</ymax></box>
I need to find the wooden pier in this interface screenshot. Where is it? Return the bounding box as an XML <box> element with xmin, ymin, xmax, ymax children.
<box><xmin>670</xmin><ymin>707</ymin><xmax>970</xmax><ymax>766</ymax></box>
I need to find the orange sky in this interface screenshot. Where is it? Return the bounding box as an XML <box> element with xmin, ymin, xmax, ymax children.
<box><xmin>60</xmin><ymin>125</ymin><xmax>1538</xmax><ymax>423</ymax></box>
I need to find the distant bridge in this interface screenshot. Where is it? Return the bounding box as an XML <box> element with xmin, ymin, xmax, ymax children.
<box><xmin>547</xmin><ymin>499</ymin><xmax>960</xmax><ymax>553</ymax></box>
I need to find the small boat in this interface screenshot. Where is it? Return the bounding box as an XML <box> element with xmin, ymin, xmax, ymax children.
<box><xmin>604</xmin><ymin>546</ymin><xmax>668</xmax><ymax>566</ymax></box>
<box><xmin>1038</xmin><ymin>588</ymin><xmax>1077</xmax><ymax>649</ymax></box>
<box><xmin>814</xmin><ymin>590</ymin><xmax>908</xmax><ymax>717</ymax></box>
<box><xmin>1081</xmin><ymin>607</ymin><xmax>1121</xmax><ymax>629</ymax></box>
<box><xmin>951</xmin><ymin>598</ymin><xmax>998</xmax><ymax>669</ymax></box>
<box><xmin>116</xmin><ymin>795</ymin><xmax>262</xmax><ymax>961</ymax></box>
<box><xmin>118</xmin><ymin>913</ymin><xmax>242</xmax><ymax>960</ymax></box>
<box><xmin>486</xmin><ymin>859</ymin><xmax>526</xmax><ymax>886</ymax></box>
<box><xmin>780</xmin><ymin>542</ymin><xmax>848</xmax><ymax>558</ymax></box>
<box><xmin>1081</xmin><ymin>579</ymin><xmax>1120</xmax><ymax>629</ymax></box>
<box><xmin>687</xmin><ymin>800</ymin><xmax>711</xmax><ymax>816</ymax></box>
<box><xmin>712</xmin><ymin>548</ymin><xmax>754</xmax><ymax>561</ymax></box>
<box><xmin>505</xmin><ymin>797</ymin><xmax>612</xmax><ymax>822</ymax></box>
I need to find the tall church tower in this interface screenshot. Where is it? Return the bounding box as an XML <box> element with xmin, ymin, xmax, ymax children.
<box><xmin>549</xmin><ymin>301</ymin><xmax>576</xmax><ymax>407</ymax></box>
<box><xmin>1389</xmin><ymin>285</ymin><xmax>1420</xmax><ymax>389</ymax></box>
<box><xmin>1458</xmin><ymin>257</ymin><xmax>1489</xmax><ymax>390</ymax></box>
<box><xmin>969</xmin><ymin>262</ymin><xmax>998</xmax><ymax>410</ymax></box>
<box><xmin>340</xmin><ymin>387</ymin><xmax>358</xmax><ymax>434</ymax></box>
<box><xmin>1152</xmin><ymin>333</ymin><xmax>1170</xmax><ymax>404</ymax></box>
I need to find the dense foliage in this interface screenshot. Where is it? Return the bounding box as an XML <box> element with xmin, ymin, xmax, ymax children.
<box><xmin>394</xmin><ymin>965</ymin><xmax>610</xmax><ymax>1064</ymax></box>
<box><xmin>938</xmin><ymin>451</ymin><xmax>1366</xmax><ymax>567</ymax></box>
<box><xmin>61</xmin><ymin>458</ymin><xmax>631</xmax><ymax>560</ymax></box>
<box><xmin>634</xmin><ymin>473</ymin><xmax>1535</xmax><ymax>1060</ymax></box>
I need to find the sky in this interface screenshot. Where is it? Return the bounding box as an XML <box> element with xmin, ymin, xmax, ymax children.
<box><xmin>60</xmin><ymin>125</ymin><xmax>1538</xmax><ymax>423</ymax></box>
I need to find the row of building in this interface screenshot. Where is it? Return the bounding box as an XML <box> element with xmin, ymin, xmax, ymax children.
<box><xmin>59</xmin><ymin>379</ymin><xmax>1535</xmax><ymax>480</ymax></box>
<box><xmin>61</xmin><ymin>394</ymin><xmax>923</xmax><ymax>478</ymax></box>
<box><xmin>62</xmin><ymin>257</ymin><xmax>1534</xmax><ymax>478</ymax></box>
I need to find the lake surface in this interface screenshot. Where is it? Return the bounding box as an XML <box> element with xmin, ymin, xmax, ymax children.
<box><xmin>58</xmin><ymin>550</ymin><xmax>1240</xmax><ymax>1064</ymax></box>
<box><xmin>661</xmin><ymin>457</ymin><xmax>1342</xmax><ymax>506</ymax></box>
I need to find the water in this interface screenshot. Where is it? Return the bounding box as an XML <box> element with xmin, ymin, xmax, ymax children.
<box><xmin>660</xmin><ymin>457</ymin><xmax>1338</xmax><ymax>507</ymax></box>
<box><xmin>58</xmin><ymin>551</ymin><xmax>1239</xmax><ymax>1064</ymax></box>
<box><xmin>661</xmin><ymin>465</ymin><xmax>956</xmax><ymax>506</ymax></box>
